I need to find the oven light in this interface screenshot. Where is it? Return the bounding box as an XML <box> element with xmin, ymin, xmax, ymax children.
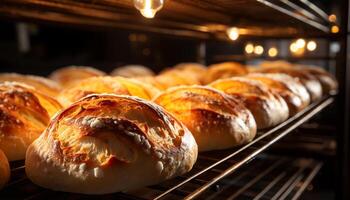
<box><xmin>306</xmin><ymin>41</ymin><xmax>317</xmax><ymax>51</ymax></box>
<box><xmin>254</xmin><ymin>45</ymin><xmax>264</xmax><ymax>55</ymax></box>
<box><xmin>134</xmin><ymin>0</ymin><xmax>164</xmax><ymax>18</ymax></box>
<box><xmin>295</xmin><ymin>38</ymin><xmax>306</xmax><ymax>49</ymax></box>
<box><xmin>245</xmin><ymin>43</ymin><xmax>254</xmax><ymax>54</ymax></box>
<box><xmin>268</xmin><ymin>47</ymin><xmax>278</xmax><ymax>57</ymax></box>
<box><xmin>226</xmin><ymin>27</ymin><xmax>239</xmax><ymax>41</ymax></box>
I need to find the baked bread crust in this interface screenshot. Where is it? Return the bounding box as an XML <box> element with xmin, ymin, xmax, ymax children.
<box><xmin>203</xmin><ymin>62</ymin><xmax>248</xmax><ymax>84</ymax></box>
<box><xmin>0</xmin><ymin>73</ymin><xmax>61</xmax><ymax>97</ymax></box>
<box><xmin>0</xmin><ymin>82</ymin><xmax>62</xmax><ymax>161</ymax></box>
<box><xmin>209</xmin><ymin>77</ymin><xmax>289</xmax><ymax>129</ymax></box>
<box><xmin>256</xmin><ymin>67</ymin><xmax>323</xmax><ymax>101</ymax></box>
<box><xmin>50</xmin><ymin>66</ymin><xmax>106</xmax><ymax>87</ymax></box>
<box><xmin>154</xmin><ymin>85</ymin><xmax>256</xmax><ymax>152</ymax></box>
<box><xmin>110</xmin><ymin>65</ymin><xmax>155</xmax><ymax>78</ymax></box>
<box><xmin>58</xmin><ymin>76</ymin><xmax>160</xmax><ymax>107</ymax></box>
<box><xmin>246</xmin><ymin>73</ymin><xmax>309</xmax><ymax>116</ymax></box>
<box><xmin>301</xmin><ymin>66</ymin><xmax>338</xmax><ymax>94</ymax></box>
<box><xmin>0</xmin><ymin>149</ymin><xmax>10</xmax><ymax>189</ymax></box>
<box><xmin>25</xmin><ymin>94</ymin><xmax>197</xmax><ymax>194</ymax></box>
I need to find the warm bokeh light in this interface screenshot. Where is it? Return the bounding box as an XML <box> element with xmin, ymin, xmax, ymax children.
<box><xmin>295</xmin><ymin>38</ymin><xmax>306</xmax><ymax>48</ymax></box>
<box><xmin>290</xmin><ymin>42</ymin><xmax>298</xmax><ymax>53</ymax></box>
<box><xmin>245</xmin><ymin>43</ymin><xmax>254</xmax><ymax>54</ymax></box>
<box><xmin>226</xmin><ymin>27</ymin><xmax>240</xmax><ymax>41</ymax></box>
<box><xmin>290</xmin><ymin>42</ymin><xmax>304</xmax><ymax>56</ymax></box>
<box><xmin>254</xmin><ymin>45</ymin><xmax>264</xmax><ymax>55</ymax></box>
<box><xmin>268</xmin><ymin>47</ymin><xmax>278</xmax><ymax>57</ymax></box>
<box><xmin>328</xmin><ymin>14</ymin><xmax>337</xmax><ymax>22</ymax></box>
<box><xmin>134</xmin><ymin>0</ymin><xmax>164</xmax><ymax>18</ymax></box>
<box><xmin>331</xmin><ymin>25</ymin><xmax>339</xmax><ymax>33</ymax></box>
<box><xmin>306</xmin><ymin>41</ymin><xmax>317</xmax><ymax>51</ymax></box>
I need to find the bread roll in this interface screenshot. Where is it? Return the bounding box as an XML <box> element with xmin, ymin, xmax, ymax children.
<box><xmin>155</xmin><ymin>70</ymin><xmax>201</xmax><ymax>89</ymax></box>
<box><xmin>256</xmin><ymin>67</ymin><xmax>322</xmax><ymax>101</ymax></box>
<box><xmin>58</xmin><ymin>76</ymin><xmax>160</xmax><ymax>107</ymax></box>
<box><xmin>203</xmin><ymin>62</ymin><xmax>248</xmax><ymax>84</ymax></box>
<box><xmin>135</xmin><ymin>76</ymin><xmax>167</xmax><ymax>91</ymax></box>
<box><xmin>0</xmin><ymin>82</ymin><xmax>62</xmax><ymax>161</ymax></box>
<box><xmin>209</xmin><ymin>77</ymin><xmax>289</xmax><ymax>129</ymax></box>
<box><xmin>170</xmin><ymin>63</ymin><xmax>207</xmax><ymax>84</ymax></box>
<box><xmin>245</xmin><ymin>73</ymin><xmax>309</xmax><ymax>116</ymax></box>
<box><xmin>154</xmin><ymin>86</ymin><xmax>256</xmax><ymax>152</ymax></box>
<box><xmin>26</xmin><ymin>94</ymin><xmax>197</xmax><ymax>194</ymax></box>
<box><xmin>259</xmin><ymin>60</ymin><xmax>294</xmax><ymax>69</ymax></box>
<box><xmin>110</xmin><ymin>65</ymin><xmax>155</xmax><ymax>78</ymax></box>
<box><xmin>50</xmin><ymin>66</ymin><xmax>106</xmax><ymax>87</ymax></box>
<box><xmin>301</xmin><ymin>66</ymin><xmax>338</xmax><ymax>94</ymax></box>
<box><xmin>0</xmin><ymin>73</ymin><xmax>61</xmax><ymax>97</ymax></box>
<box><xmin>0</xmin><ymin>149</ymin><xmax>10</xmax><ymax>189</ymax></box>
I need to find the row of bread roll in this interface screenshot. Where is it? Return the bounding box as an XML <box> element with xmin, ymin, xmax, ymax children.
<box><xmin>1</xmin><ymin>62</ymin><xmax>337</xmax><ymax>194</ymax></box>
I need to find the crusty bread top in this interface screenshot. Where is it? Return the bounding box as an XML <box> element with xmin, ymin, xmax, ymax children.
<box><xmin>34</xmin><ymin>94</ymin><xmax>196</xmax><ymax>179</ymax></box>
<box><xmin>0</xmin><ymin>73</ymin><xmax>61</xmax><ymax>97</ymax></box>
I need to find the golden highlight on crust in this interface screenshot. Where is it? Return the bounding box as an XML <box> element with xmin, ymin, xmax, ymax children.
<box><xmin>0</xmin><ymin>82</ymin><xmax>62</xmax><ymax>161</ymax></box>
<box><xmin>204</xmin><ymin>62</ymin><xmax>248</xmax><ymax>84</ymax></box>
<box><xmin>154</xmin><ymin>85</ymin><xmax>257</xmax><ymax>152</ymax></box>
<box><xmin>0</xmin><ymin>73</ymin><xmax>62</xmax><ymax>97</ymax></box>
<box><xmin>58</xmin><ymin>76</ymin><xmax>160</xmax><ymax>107</ymax></box>
<box><xmin>209</xmin><ymin>77</ymin><xmax>289</xmax><ymax>129</ymax></box>
<box><xmin>25</xmin><ymin>94</ymin><xmax>197</xmax><ymax>194</ymax></box>
<box><xmin>50</xmin><ymin>66</ymin><xmax>106</xmax><ymax>87</ymax></box>
<box><xmin>255</xmin><ymin>67</ymin><xmax>323</xmax><ymax>101</ymax></box>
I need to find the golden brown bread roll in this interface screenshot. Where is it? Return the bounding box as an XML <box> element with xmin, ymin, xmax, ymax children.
<box><xmin>0</xmin><ymin>82</ymin><xmax>62</xmax><ymax>161</ymax></box>
<box><xmin>259</xmin><ymin>60</ymin><xmax>294</xmax><ymax>69</ymax></box>
<box><xmin>110</xmin><ymin>65</ymin><xmax>155</xmax><ymax>78</ymax></box>
<box><xmin>256</xmin><ymin>67</ymin><xmax>323</xmax><ymax>101</ymax></box>
<box><xmin>58</xmin><ymin>76</ymin><xmax>160</xmax><ymax>107</ymax></box>
<box><xmin>0</xmin><ymin>73</ymin><xmax>61</xmax><ymax>97</ymax></box>
<box><xmin>25</xmin><ymin>94</ymin><xmax>197</xmax><ymax>194</ymax></box>
<box><xmin>245</xmin><ymin>73</ymin><xmax>309</xmax><ymax>116</ymax></box>
<box><xmin>301</xmin><ymin>66</ymin><xmax>338</xmax><ymax>94</ymax></box>
<box><xmin>209</xmin><ymin>77</ymin><xmax>289</xmax><ymax>129</ymax></box>
<box><xmin>203</xmin><ymin>62</ymin><xmax>248</xmax><ymax>84</ymax></box>
<box><xmin>50</xmin><ymin>66</ymin><xmax>106</xmax><ymax>87</ymax></box>
<box><xmin>154</xmin><ymin>86</ymin><xmax>256</xmax><ymax>152</ymax></box>
<box><xmin>134</xmin><ymin>76</ymin><xmax>167</xmax><ymax>91</ymax></box>
<box><xmin>155</xmin><ymin>70</ymin><xmax>201</xmax><ymax>89</ymax></box>
<box><xmin>170</xmin><ymin>63</ymin><xmax>207</xmax><ymax>84</ymax></box>
<box><xmin>0</xmin><ymin>149</ymin><xmax>10</xmax><ymax>189</ymax></box>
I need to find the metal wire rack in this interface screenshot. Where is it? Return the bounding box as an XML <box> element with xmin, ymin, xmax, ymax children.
<box><xmin>0</xmin><ymin>95</ymin><xmax>334</xmax><ymax>200</ymax></box>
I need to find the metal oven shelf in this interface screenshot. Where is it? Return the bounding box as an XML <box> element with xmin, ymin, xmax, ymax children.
<box><xmin>0</xmin><ymin>95</ymin><xmax>334</xmax><ymax>199</ymax></box>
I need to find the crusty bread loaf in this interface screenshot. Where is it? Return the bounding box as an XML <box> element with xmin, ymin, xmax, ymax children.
<box><xmin>134</xmin><ymin>76</ymin><xmax>167</xmax><ymax>91</ymax></box>
<box><xmin>25</xmin><ymin>94</ymin><xmax>197</xmax><ymax>194</ymax></box>
<box><xmin>209</xmin><ymin>77</ymin><xmax>289</xmax><ymax>129</ymax></box>
<box><xmin>0</xmin><ymin>73</ymin><xmax>61</xmax><ymax>97</ymax></box>
<box><xmin>50</xmin><ymin>66</ymin><xmax>106</xmax><ymax>87</ymax></box>
<box><xmin>170</xmin><ymin>63</ymin><xmax>207</xmax><ymax>84</ymax></box>
<box><xmin>154</xmin><ymin>86</ymin><xmax>256</xmax><ymax>152</ymax></box>
<box><xmin>255</xmin><ymin>67</ymin><xmax>323</xmax><ymax>101</ymax></box>
<box><xmin>245</xmin><ymin>73</ymin><xmax>309</xmax><ymax>116</ymax></box>
<box><xmin>0</xmin><ymin>82</ymin><xmax>62</xmax><ymax>161</ymax></box>
<box><xmin>203</xmin><ymin>62</ymin><xmax>248</xmax><ymax>84</ymax></box>
<box><xmin>155</xmin><ymin>70</ymin><xmax>201</xmax><ymax>89</ymax></box>
<box><xmin>58</xmin><ymin>76</ymin><xmax>160</xmax><ymax>107</ymax></box>
<box><xmin>110</xmin><ymin>65</ymin><xmax>155</xmax><ymax>78</ymax></box>
<box><xmin>301</xmin><ymin>66</ymin><xmax>338</xmax><ymax>94</ymax></box>
<box><xmin>0</xmin><ymin>149</ymin><xmax>10</xmax><ymax>189</ymax></box>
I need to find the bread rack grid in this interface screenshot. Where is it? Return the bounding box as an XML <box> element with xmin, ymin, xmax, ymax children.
<box><xmin>1</xmin><ymin>95</ymin><xmax>334</xmax><ymax>200</ymax></box>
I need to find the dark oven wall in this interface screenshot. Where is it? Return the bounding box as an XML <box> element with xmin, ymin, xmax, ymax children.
<box><xmin>0</xmin><ymin>20</ymin><xmax>202</xmax><ymax>76</ymax></box>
